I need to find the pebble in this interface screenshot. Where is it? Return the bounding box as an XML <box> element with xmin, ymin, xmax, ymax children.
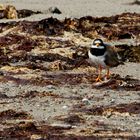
<box><xmin>37</xmin><ymin>104</ymin><xmax>40</xmax><ymax>107</ymax></box>
<box><xmin>82</xmin><ymin>98</ymin><xmax>90</xmax><ymax>105</ymax></box>
<box><xmin>48</xmin><ymin>7</ymin><xmax>62</xmax><ymax>14</ymax></box>
<box><xmin>51</xmin><ymin>123</ymin><xmax>77</xmax><ymax>129</ymax></box>
<box><xmin>46</xmin><ymin>85</ymin><xmax>56</xmax><ymax>89</ymax></box>
<box><xmin>62</xmin><ymin>105</ymin><xmax>68</xmax><ymax>109</ymax></box>
<box><xmin>110</xmin><ymin>99</ymin><xmax>115</xmax><ymax>103</ymax></box>
<box><xmin>31</xmin><ymin>134</ymin><xmax>42</xmax><ymax>140</ymax></box>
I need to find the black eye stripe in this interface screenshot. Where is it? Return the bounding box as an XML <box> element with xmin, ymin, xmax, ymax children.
<box><xmin>92</xmin><ymin>45</ymin><xmax>105</xmax><ymax>49</ymax></box>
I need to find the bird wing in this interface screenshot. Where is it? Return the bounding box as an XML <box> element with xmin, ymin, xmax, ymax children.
<box><xmin>104</xmin><ymin>45</ymin><xmax>120</xmax><ymax>67</ymax></box>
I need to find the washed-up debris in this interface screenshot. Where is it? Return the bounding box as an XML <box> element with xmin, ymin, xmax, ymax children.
<box><xmin>116</xmin><ymin>44</ymin><xmax>140</xmax><ymax>62</ymax></box>
<box><xmin>0</xmin><ymin>72</ymin><xmax>139</xmax><ymax>90</ymax></box>
<box><xmin>64</xmin><ymin>13</ymin><xmax>140</xmax><ymax>40</ymax></box>
<box><xmin>92</xmin><ymin>74</ymin><xmax>140</xmax><ymax>91</ymax></box>
<box><xmin>128</xmin><ymin>0</ymin><xmax>140</xmax><ymax>5</ymax></box>
<box><xmin>0</xmin><ymin>120</ymin><xmax>135</xmax><ymax>139</ymax></box>
<box><xmin>0</xmin><ymin>14</ymin><xmax>139</xmax><ymax>63</ymax></box>
<box><xmin>0</xmin><ymin>109</ymin><xmax>33</xmax><ymax>120</ymax></box>
<box><xmin>0</xmin><ymin>4</ymin><xmax>41</xmax><ymax>19</ymax></box>
<box><xmin>73</xmin><ymin>102</ymin><xmax>140</xmax><ymax>115</ymax></box>
<box><xmin>0</xmin><ymin>93</ymin><xmax>8</xmax><ymax>99</ymax></box>
<box><xmin>0</xmin><ymin>4</ymin><xmax>17</xmax><ymax>19</ymax></box>
<box><xmin>0</xmin><ymin>12</ymin><xmax>140</xmax><ymax>139</ymax></box>
<box><xmin>18</xmin><ymin>91</ymin><xmax>61</xmax><ymax>99</ymax></box>
<box><xmin>0</xmin><ymin>122</ymin><xmax>38</xmax><ymax>139</ymax></box>
<box><xmin>17</xmin><ymin>9</ymin><xmax>41</xmax><ymax>18</ymax></box>
<box><xmin>62</xmin><ymin>114</ymin><xmax>85</xmax><ymax>124</ymax></box>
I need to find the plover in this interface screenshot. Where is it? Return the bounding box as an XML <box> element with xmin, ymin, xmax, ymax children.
<box><xmin>88</xmin><ymin>39</ymin><xmax>120</xmax><ymax>82</ymax></box>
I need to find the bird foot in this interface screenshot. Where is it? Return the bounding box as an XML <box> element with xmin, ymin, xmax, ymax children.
<box><xmin>105</xmin><ymin>75</ymin><xmax>110</xmax><ymax>80</ymax></box>
<box><xmin>95</xmin><ymin>77</ymin><xmax>103</xmax><ymax>82</ymax></box>
<box><xmin>103</xmin><ymin>76</ymin><xmax>110</xmax><ymax>82</ymax></box>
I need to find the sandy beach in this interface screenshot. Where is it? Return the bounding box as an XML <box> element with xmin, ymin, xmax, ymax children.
<box><xmin>0</xmin><ymin>0</ymin><xmax>139</xmax><ymax>139</ymax></box>
<box><xmin>0</xmin><ymin>0</ymin><xmax>140</xmax><ymax>21</ymax></box>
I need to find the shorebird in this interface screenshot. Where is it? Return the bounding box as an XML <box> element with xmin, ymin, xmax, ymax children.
<box><xmin>88</xmin><ymin>39</ymin><xmax>120</xmax><ymax>82</ymax></box>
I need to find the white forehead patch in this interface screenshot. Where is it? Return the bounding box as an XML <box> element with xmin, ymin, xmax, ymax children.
<box><xmin>94</xmin><ymin>40</ymin><xmax>102</xmax><ymax>44</ymax></box>
<box><xmin>91</xmin><ymin>45</ymin><xmax>104</xmax><ymax>49</ymax></box>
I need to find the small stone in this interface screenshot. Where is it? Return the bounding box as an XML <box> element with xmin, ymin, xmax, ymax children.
<box><xmin>48</xmin><ymin>7</ymin><xmax>62</xmax><ymax>14</ymax></box>
<box><xmin>46</xmin><ymin>85</ymin><xmax>56</xmax><ymax>89</ymax></box>
<box><xmin>72</xmin><ymin>89</ymin><xmax>77</xmax><ymax>93</ymax></box>
<box><xmin>110</xmin><ymin>99</ymin><xmax>115</xmax><ymax>103</ymax></box>
<box><xmin>37</xmin><ymin>104</ymin><xmax>40</xmax><ymax>107</ymax></box>
<box><xmin>82</xmin><ymin>98</ymin><xmax>90</xmax><ymax>105</ymax></box>
<box><xmin>62</xmin><ymin>105</ymin><xmax>68</xmax><ymax>109</ymax></box>
<box><xmin>31</xmin><ymin>134</ymin><xmax>42</xmax><ymax>140</ymax></box>
<box><xmin>51</xmin><ymin>123</ymin><xmax>72</xmax><ymax>129</ymax></box>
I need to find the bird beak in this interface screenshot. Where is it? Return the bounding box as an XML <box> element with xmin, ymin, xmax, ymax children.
<box><xmin>96</xmin><ymin>43</ymin><xmax>99</xmax><ymax>47</ymax></box>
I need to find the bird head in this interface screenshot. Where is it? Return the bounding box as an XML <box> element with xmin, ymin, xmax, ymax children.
<box><xmin>91</xmin><ymin>39</ymin><xmax>105</xmax><ymax>49</ymax></box>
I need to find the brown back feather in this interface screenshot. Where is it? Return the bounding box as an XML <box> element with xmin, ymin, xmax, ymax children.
<box><xmin>104</xmin><ymin>46</ymin><xmax>120</xmax><ymax>67</ymax></box>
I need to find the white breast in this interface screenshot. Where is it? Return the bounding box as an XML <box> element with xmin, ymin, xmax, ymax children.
<box><xmin>88</xmin><ymin>50</ymin><xmax>107</xmax><ymax>68</ymax></box>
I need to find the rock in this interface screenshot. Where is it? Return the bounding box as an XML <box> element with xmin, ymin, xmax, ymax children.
<box><xmin>0</xmin><ymin>4</ymin><xmax>18</xmax><ymax>19</ymax></box>
<box><xmin>0</xmin><ymin>4</ymin><xmax>40</xmax><ymax>19</ymax></box>
<box><xmin>48</xmin><ymin>7</ymin><xmax>62</xmax><ymax>14</ymax></box>
<box><xmin>46</xmin><ymin>85</ymin><xmax>56</xmax><ymax>89</ymax></box>
<box><xmin>62</xmin><ymin>105</ymin><xmax>68</xmax><ymax>109</ymax></box>
<box><xmin>5</xmin><ymin>5</ymin><xmax>18</xmax><ymax>19</ymax></box>
<box><xmin>51</xmin><ymin>123</ymin><xmax>73</xmax><ymax>129</ymax></box>
<box><xmin>82</xmin><ymin>98</ymin><xmax>90</xmax><ymax>105</ymax></box>
<box><xmin>31</xmin><ymin>134</ymin><xmax>42</xmax><ymax>140</ymax></box>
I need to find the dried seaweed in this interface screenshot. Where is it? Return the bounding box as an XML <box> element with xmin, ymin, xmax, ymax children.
<box><xmin>0</xmin><ymin>109</ymin><xmax>33</xmax><ymax>120</ymax></box>
<box><xmin>0</xmin><ymin>12</ymin><xmax>140</xmax><ymax>139</ymax></box>
<box><xmin>17</xmin><ymin>9</ymin><xmax>41</xmax><ymax>18</ymax></box>
<box><xmin>74</xmin><ymin>102</ymin><xmax>140</xmax><ymax>115</ymax></box>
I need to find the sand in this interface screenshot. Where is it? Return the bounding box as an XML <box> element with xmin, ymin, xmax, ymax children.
<box><xmin>0</xmin><ymin>0</ymin><xmax>140</xmax><ymax>21</ymax></box>
<box><xmin>0</xmin><ymin>0</ymin><xmax>139</xmax><ymax>139</ymax></box>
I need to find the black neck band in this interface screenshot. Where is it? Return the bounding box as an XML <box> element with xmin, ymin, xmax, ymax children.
<box><xmin>90</xmin><ymin>47</ymin><xmax>106</xmax><ymax>56</ymax></box>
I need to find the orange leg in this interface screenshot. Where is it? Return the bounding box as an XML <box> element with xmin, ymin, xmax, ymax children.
<box><xmin>105</xmin><ymin>67</ymin><xmax>110</xmax><ymax>79</ymax></box>
<box><xmin>95</xmin><ymin>65</ymin><xmax>103</xmax><ymax>82</ymax></box>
